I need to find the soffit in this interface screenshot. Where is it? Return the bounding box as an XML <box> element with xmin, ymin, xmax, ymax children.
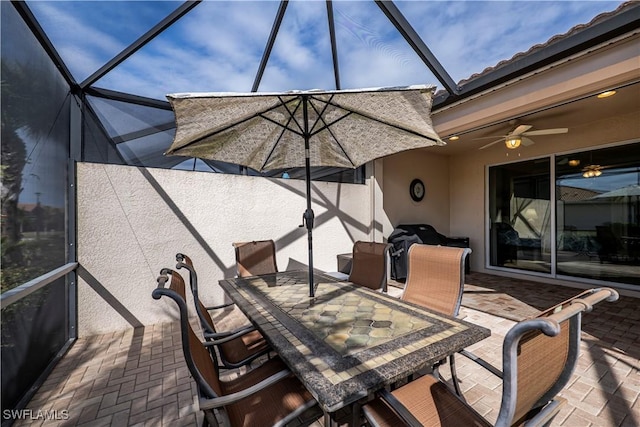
<box><xmin>429</xmin><ymin>33</ymin><xmax>640</xmax><ymax>156</ymax></box>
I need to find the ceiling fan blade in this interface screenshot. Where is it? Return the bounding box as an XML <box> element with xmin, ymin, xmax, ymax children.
<box><xmin>521</xmin><ymin>136</ymin><xmax>535</xmax><ymax>146</ymax></box>
<box><xmin>473</xmin><ymin>135</ymin><xmax>508</xmax><ymax>140</ymax></box>
<box><xmin>511</xmin><ymin>124</ymin><xmax>533</xmax><ymax>135</ymax></box>
<box><xmin>522</xmin><ymin>127</ymin><xmax>568</xmax><ymax>136</ymax></box>
<box><xmin>478</xmin><ymin>139</ymin><xmax>502</xmax><ymax>150</ymax></box>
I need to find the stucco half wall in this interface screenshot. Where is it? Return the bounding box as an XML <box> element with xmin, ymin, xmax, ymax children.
<box><xmin>76</xmin><ymin>162</ymin><xmax>372</xmax><ymax>336</ymax></box>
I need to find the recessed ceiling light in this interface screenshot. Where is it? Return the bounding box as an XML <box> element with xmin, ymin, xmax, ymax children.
<box><xmin>597</xmin><ymin>90</ymin><xmax>616</xmax><ymax>99</ymax></box>
<box><xmin>449</xmin><ymin>135</ymin><xmax>459</xmax><ymax>141</ymax></box>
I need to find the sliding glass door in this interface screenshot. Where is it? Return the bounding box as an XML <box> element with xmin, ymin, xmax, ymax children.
<box><xmin>488</xmin><ymin>142</ymin><xmax>639</xmax><ymax>287</ymax></box>
<box><xmin>489</xmin><ymin>158</ymin><xmax>552</xmax><ymax>274</ymax></box>
<box><xmin>556</xmin><ymin>144</ymin><xmax>640</xmax><ymax>285</ymax></box>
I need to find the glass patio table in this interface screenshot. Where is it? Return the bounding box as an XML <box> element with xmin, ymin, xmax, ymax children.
<box><xmin>218</xmin><ymin>270</ymin><xmax>490</xmax><ymax>426</ymax></box>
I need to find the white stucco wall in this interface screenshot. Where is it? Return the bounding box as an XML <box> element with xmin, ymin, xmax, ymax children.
<box><xmin>77</xmin><ymin>163</ymin><xmax>372</xmax><ymax>336</ymax></box>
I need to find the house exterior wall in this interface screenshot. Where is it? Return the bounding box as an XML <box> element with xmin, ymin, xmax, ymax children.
<box><xmin>382</xmin><ymin>31</ymin><xmax>640</xmax><ymax>287</ymax></box>
<box><xmin>76</xmin><ymin>162</ymin><xmax>372</xmax><ymax>335</ymax></box>
<box><xmin>438</xmin><ymin>32</ymin><xmax>640</xmax><ymax>279</ymax></box>
<box><xmin>381</xmin><ymin>116</ymin><xmax>638</xmax><ymax>282</ymax></box>
<box><xmin>431</xmin><ymin>34</ymin><xmax>640</xmax><ymax>139</ymax></box>
<box><xmin>447</xmin><ymin>113</ymin><xmax>640</xmax><ymax>275</ymax></box>
<box><xmin>381</xmin><ymin>150</ymin><xmax>451</xmax><ymax>236</ymax></box>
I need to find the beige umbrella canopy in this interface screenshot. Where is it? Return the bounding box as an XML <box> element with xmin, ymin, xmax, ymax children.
<box><xmin>165</xmin><ymin>85</ymin><xmax>445</xmax><ymax>296</ymax></box>
<box><xmin>592</xmin><ymin>184</ymin><xmax>640</xmax><ymax>199</ymax></box>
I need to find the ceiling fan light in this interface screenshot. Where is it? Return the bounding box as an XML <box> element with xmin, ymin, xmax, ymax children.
<box><xmin>505</xmin><ymin>136</ymin><xmax>521</xmax><ymax>149</ymax></box>
<box><xmin>568</xmin><ymin>159</ymin><xmax>580</xmax><ymax>167</ymax></box>
<box><xmin>582</xmin><ymin>164</ymin><xmax>602</xmax><ymax>178</ymax></box>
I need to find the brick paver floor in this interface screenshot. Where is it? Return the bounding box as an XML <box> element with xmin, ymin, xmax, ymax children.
<box><xmin>13</xmin><ymin>273</ymin><xmax>639</xmax><ymax>426</ymax></box>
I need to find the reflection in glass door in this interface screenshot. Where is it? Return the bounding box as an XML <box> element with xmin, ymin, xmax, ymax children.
<box><xmin>488</xmin><ymin>143</ymin><xmax>639</xmax><ymax>287</ymax></box>
<box><xmin>488</xmin><ymin>158</ymin><xmax>551</xmax><ymax>273</ymax></box>
<box><xmin>556</xmin><ymin>144</ymin><xmax>640</xmax><ymax>285</ymax></box>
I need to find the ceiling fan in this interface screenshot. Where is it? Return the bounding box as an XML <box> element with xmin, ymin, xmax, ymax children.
<box><xmin>477</xmin><ymin>124</ymin><xmax>568</xmax><ymax>150</ymax></box>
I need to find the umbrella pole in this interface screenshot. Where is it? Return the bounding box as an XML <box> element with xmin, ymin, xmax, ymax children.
<box><xmin>302</xmin><ymin>95</ymin><xmax>315</xmax><ymax>297</ymax></box>
<box><xmin>304</xmin><ymin>160</ymin><xmax>315</xmax><ymax>297</ymax></box>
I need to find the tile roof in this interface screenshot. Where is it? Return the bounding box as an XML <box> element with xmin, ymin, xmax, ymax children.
<box><xmin>558</xmin><ymin>185</ymin><xmax>601</xmax><ymax>202</ymax></box>
<box><xmin>458</xmin><ymin>1</ymin><xmax>636</xmax><ymax>87</ymax></box>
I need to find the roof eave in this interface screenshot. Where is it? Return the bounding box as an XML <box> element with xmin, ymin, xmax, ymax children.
<box><xmin>432</xmin><ymin>2</ymin><xmax>640</xmax><ymax>111</ymax></box>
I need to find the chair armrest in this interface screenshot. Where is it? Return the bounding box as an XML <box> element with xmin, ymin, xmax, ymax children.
<box><xmin>202</xmin><ymin>324</ymin><xmax>257</xmax><ymax>342</ymax></box>
<box><xmin>205</xmin><ymin>302</ymin><xmax>235</xmax><ymax>311</ymax></box>
<box><xmin>544</xmin><ymin>287</ymin><xmax>618</xmax><ymax>322</ymax></box>
<box><xmin>198</xmin><ymin>369</ymin><xmax>292</xmax><ymax>409</ymax></box>
<box><xmin>458</xmin><ymin>349</ymin><xmax>503</xmax><ymax>379</ymax></box>
<box><xmin>390</xmin><ymin>247</ymin><xmax>404</xmax><ymax>258</ymax></box>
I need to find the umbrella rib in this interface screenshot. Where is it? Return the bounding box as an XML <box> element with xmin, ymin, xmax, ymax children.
<box><xmin>258</xmin><ymin>95</ymin><xmax>305</xmax><ymax>171</ymax></box>
<box><xmin>308</xmin><ymin>95</ymin><xmax>357</xmax><ymax>167</ymax></box>
<box><xmin>171</xmin><ymin>96</ymin><xmax>305</xmax><ymax>155</ymax></box>
<box><xmin>275</xmin><ymin>95</ymin><xmax>305</xmax><ymax>136</ymax></box>
<box><xmin>314</xmin><ymin>95</ymin><xmax>441</xmax><ymax>142</ymax></box>
<box><xmin>257</xmin><ymin>113</ymin><xmax>304</xmax><ymax>138</ymax></box>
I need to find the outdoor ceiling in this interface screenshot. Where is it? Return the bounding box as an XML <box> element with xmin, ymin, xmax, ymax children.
<box><xmin>24</xmin><ymin>0</ymin><xmax>627</xmax><ymax>105</ymax></box>
<box><xmin>428</xmin><ymin>81</ymin><xmax>640</xmax><ymax>156</ymax></box>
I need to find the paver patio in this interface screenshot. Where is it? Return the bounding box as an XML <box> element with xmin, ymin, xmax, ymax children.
<box><xmin>12</xmin><ymin>273</ymin><xmax>639</xmax><ymax>427</ymax></box>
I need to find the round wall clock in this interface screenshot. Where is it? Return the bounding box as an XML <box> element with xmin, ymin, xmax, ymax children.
<box><xmin>410</xmin><ymin>179</ymin><xmax>425</xmax><ymax>202</ymax></box>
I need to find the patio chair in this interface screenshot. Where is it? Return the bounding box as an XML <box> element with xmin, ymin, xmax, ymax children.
<box><xmin>595</xmin><ymin>225</ymin><xmax>623</xmax><ymax>263</ymax></box>
<box><xmin>401</xmin><ymin>244</ymin><xmax>472</xmax><ymax>395</ymax></box>
<box><xmin>348</xmin><ymin>241</ymin><xmax>392</xmax><ymax>292</ymax></box>
<box><xmin>152</xmin><ymin>269</ymin><xmax>319</xmax><ymax>427</ymax></box>
<box><xmin>402</xmin><ymin>244</ymin><xmax>471</xmax><ymax>316</ymax></box>
<box><xmin>362</xmin><ymin>287</ymin><xmax>619</xmax><ymax>427</ymax></box>
<box><xmin>232</xmin><ymin>240</ymin><xmax>278</xmax><ymax>277</ymax></box>
<box><xmin>495</xmin><ymin>222</ymin><xmax>520</xmax><ymax>266</ymax></box>
<box><xmin>175</xmin><ymin>254</ymin><xmax>271</xmax><ymax>370</ymax></box>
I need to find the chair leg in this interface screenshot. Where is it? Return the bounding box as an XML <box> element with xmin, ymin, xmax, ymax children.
<box><xmin>449</xmin><ymin>354</ymin><xmax>466</xmax><ymax>401</ymax></box>
<box><xmin>352</xmin><ymin>401</ymin><xmax>362</xmax><ymax>427</ymax></box>
<box><xmin>324</xmin><ymin>411</ymin><xmax>339</xmax><ymax>427</ymax></box>
<box><xmin>203</xmin><ymin>410</ymin><xmax>220</xmax><ymax>427</ymax></box>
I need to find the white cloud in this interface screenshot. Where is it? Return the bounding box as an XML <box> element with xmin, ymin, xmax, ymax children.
<box><xmin>27</xmin><ymin>0</ymin><xmax>624</xmax><ymax>98</ymax></box>
<box><xmin>396</xmin><ymin>0</ymin><xmax>622</xmax><ymax>81</ymax></box>
<box><xmin>28</xmin><ymin>1</ymin><xmax>126</xmax><ymax>81</ymax></box>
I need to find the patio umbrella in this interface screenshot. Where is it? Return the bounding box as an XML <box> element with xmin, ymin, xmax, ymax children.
<box><xmin>165</xmin><ymin>85</ymin><xmax>445</xmax><ymax>297</ymax></box>
<box><xmin>592</xmin><ymin>184</ymin><xmax>640</xmax><ymax>227</ymax></box>
<box><xmin>591</xmin><ymin>184</ymin><xmax>640</xmax><ymax>199</ymax></box>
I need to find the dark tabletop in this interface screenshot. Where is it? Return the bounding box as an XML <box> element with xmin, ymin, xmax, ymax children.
<box><xmin>218</xmin><ymin>270</ymin><xmax>491</xmax><ymax>413</ymax></box>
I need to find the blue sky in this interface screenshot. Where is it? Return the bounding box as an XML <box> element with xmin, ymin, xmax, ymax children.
<box><xmin>27</xmin><ymin>0</ymin><xmax>624</xmax><ymax>100</ymax></box>
<box><xmin>17</xmin><ymin>1</ymin><xmax>625</xmax><ymax>206</ymax></box>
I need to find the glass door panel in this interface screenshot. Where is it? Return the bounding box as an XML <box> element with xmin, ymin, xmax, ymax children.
<box><xmin>489</xmin><ymin>158</ymin><xmax>551</xmax><ymax>273</ymax></box>
<box><xmin>556</xmin><ymin>144</ymin><xmax>640</xmax><ymax>285</ymax></box>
